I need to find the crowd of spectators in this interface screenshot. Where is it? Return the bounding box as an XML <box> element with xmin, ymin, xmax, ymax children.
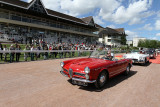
<box><xmin>0</xmin><ymin>40</ymin><xmax>98</xmax><ymax>63</ymax></box>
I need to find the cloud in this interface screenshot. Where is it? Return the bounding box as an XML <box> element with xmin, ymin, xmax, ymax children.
<box><xmin>21</xmin><ymin>0</ymin><xmax>155</xmax><ymax>26</ymax></box>
<box><xmin>93</xmin><ymin>16</ymin><xmax>105</xmax><ymax>25</ymax></box>
<box><xmin>157</xmin><ymin>11</ymin><xmax>160</xmax><ymax>18</ymax></box>
<box><xmin>156</xmin><ymin>33</ymin><xmax>160</xmax><ymax>36</ymax></box>
<box><xmin>148</xmin><ymin>37</ymin><xmax>158</xmax><ymax>40</ymax></box>
<box><xmin>21</xmin><ymin>0</ymin><xmax>32</xmax><ymax>2</ymax></box>
<box><xmin>125</xmin><ymin>30</ymin><xmax>139</xmax><ymax>40</ymax></box>
<box><xmin>155</xmin><ymin>20</ymin><xmax>160</xmax><ymax>30</ymax></box>
<box><xmin>99</xmin><ymin>0</ymin><xmax>154</xmax><ymax>25</ymax></box>
<box><xmin>140</xmin><ymin>23</ymin><xmax>153</xmax><ymax>31</ymax></box>
<box><xmin>107</xmin><ymin>25</ymin><xmax>116</xmax><ymax>28</ymax></box>
<box><xmin>60</xmin><ymin>0</ymin><xmax>99</xmax><ymax>16</ymax></box>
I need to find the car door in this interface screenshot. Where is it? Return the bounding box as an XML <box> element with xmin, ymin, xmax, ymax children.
<box><xmin>117</xmin><ymin>59</ymin><xmax>128</xmax><ymax>73</ymax></box>
<box><xmin>107</xmin><ymin>60</ymin><xmax>121</xmax><ymax>78</ymax></box>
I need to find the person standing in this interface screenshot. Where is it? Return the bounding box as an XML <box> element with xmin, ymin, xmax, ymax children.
<box><xmin>3</xmin><ymin>45</ymin><xmax>8</xmax><ymax>62</ymax></box>
<box><xmin>9</xmin><ymin>44</ymin><xmax>15</xmax><ymax>63</ymax></box>
<box><xmin>30</xmin><ymin>45</ymin><xmax>35</xmax><ymax>61</ymax></box>
<box><xmin>15</xmin><ymin>45</ymin><xmax>21</xmax><ymax>62</ymax></box>
<box><xmin>71</xmin><ymin>45</ymin><xmax>75</xmax><ymax>57</ymax></box>
<box><xmin>53</xmin><ymin>45</ymin><xmax>58</xmax><ymax>59</ymax></box>
<box><xmin>24</xmin><ymin>45</ymin><xmax>30</xmax><ymax>61</ymax></box>
<box><xmin>58</xmin><ymin>44</ymin><xmax>63</xmax><ymax>59</ymax></box>
<box><xmin>0</xmin><ymin>43</ymin><xmax>3</xmax><ymax>61</ymax></box>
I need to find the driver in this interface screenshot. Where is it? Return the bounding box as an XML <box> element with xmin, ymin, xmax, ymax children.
<box><xmin>106</xmin><ymin>50</ymin><xmax>112</xmax><ymax>60</ymax></box>
<box><xmin>102</xmin><ymin>50</ymin><xmax>114</xmax><ymax>60</ymax></box>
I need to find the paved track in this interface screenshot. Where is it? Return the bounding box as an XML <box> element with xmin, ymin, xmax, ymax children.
<box><xmin>0</xmin><ymin>58</ymin><xmax>160</xmax><ymax>107</ymax></box>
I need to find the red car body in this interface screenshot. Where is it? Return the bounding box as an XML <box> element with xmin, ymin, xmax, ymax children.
<box><xmin>60</xmin><ymin>57</ymin><xmax>132</xmax><ymax>88</ymax></box>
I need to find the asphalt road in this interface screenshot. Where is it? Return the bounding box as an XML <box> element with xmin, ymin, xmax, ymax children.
<box><xmin>0</xmin><ymin>58</ymin><xmax>160</xmax><ymax>107</ymax></box>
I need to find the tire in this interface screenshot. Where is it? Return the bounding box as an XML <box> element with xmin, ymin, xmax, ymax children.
<box><xmin>141</xmin><ymin>58</ymin><xmax>146</xmax><ymax>66</ymax></box>
<box><xmin>124</xmin><ymin>65</ymin><xmax>130</xmax><ymax>75</ymax></box>
<box><xmin>95</xmin><ymin>71</ymin><xmax>107</xmax><ymax>89</ymax></box>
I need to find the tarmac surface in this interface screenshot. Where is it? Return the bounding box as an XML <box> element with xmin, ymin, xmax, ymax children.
<box><xmin>0</xmin><ymin>57</ymin><xmax>160</xmax><ymax>107</ymax></box>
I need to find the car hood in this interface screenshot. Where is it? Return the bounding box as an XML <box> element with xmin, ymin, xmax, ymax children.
<box><xmin>124</xmin><ymin>53</ymin><xmax>149</xmax><ymax>59</ymax></box>
<box><xmin>64</xmin><ymin>58</ymin><xmax>110</xmax><ymax>73</ymax></box>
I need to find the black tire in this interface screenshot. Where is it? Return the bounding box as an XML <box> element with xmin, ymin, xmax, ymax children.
<box><xmin>124</xmin><ymin>64</ymin><xmax>130</xmax><ymax>75</ymax></box>
<box><xmin>141</xmin><ymin>58</ymin><xmax>146</xmax><ymax>66</ymax></box>
<box><xmin>95</xmin><ymin>71</ymin><xmax>107</xmax><ymax>89</ymax></box>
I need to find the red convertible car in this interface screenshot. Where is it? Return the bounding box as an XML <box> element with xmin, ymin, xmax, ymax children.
<box><xmin>60</xmin><ymin>50</ymin><xmax>132</xmax><ymax>88</ymax></box>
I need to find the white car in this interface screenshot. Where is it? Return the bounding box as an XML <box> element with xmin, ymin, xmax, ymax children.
<box><xmin>123</xmin><ymin>51</ymin><xmax>150</xmax><ymax>65</ymax></box>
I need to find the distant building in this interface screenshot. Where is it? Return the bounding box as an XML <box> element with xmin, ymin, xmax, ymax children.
<box><xmin>133</xmin><ymin>37</ymin><xmax>146</xmax><ymax>47</ymax></box>
<box><xmin>98</xmin><ymin>27</ymin><xmax>127</xmax><ymax>47</ymax></box>
<box><xmin>127</xmin><ymin>40</ymin><xmax>133</xmax><ymax>46</ymax></box>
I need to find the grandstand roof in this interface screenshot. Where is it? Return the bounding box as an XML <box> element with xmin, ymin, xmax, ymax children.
<box><xmin>0</xmin><ymin>0</ymin><xmax>98</xmax><ymax>27</ymax></box>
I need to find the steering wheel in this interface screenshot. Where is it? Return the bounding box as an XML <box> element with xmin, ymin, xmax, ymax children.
<box><xmin>101</xmin><ymin>56</ymin><xmax>112</xmax><ymax>60</ymax></box>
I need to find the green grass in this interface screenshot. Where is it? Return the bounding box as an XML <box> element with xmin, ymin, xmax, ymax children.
<box><xmin>0</xmin><ymin>51</ymin><xmax>91</xmax><ymax>64</ymax></box>
<box><xmin>2</xmin><ymin>43</ymin><xmax>26</xmax><ymax>50</ymax></box>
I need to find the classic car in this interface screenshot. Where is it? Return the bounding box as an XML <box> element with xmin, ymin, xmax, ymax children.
<box><xmin>60</xmin><ymin>50</ymin><xmax>132</xmax><ymax>89</ymax></box>
<box><xmin>144</xmin><ymin>50</ymin><xmax>156</xmax><ymax>59</ymax></box>
<box><xmin>123</xmin><ymin>51</ymin><xmax>150</xmax><ymax>65</ymax></box>
<box><xmin>146</xmin><ymin>50</ymin><xmax>156</xmax><ymax>58</ymax></box>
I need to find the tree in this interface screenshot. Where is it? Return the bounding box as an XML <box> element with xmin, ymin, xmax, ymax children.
<box><xmin>157</xmin><ymin>41</ymin><xmax>160</xmax><ymax>48</ymax></box>
<box><xmin>138</xmin><ymin>40</ymin><xmax>145</xmax><ymax>47</ymax></box>
<box><xmin>121</xmin><ymin>35</ymin><xmax>127</xmax><ymax>45</ymax></box>
<box><xmin>138</xmin><ymin>39</ymin><xmax>160</xmax><ymax>48</ymax></box>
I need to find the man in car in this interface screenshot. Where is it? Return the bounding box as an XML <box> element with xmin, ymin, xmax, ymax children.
<box><xmin>106</xmin><ymin>50</ymin><xmax>114</xmax><ymax>60</ymax></box>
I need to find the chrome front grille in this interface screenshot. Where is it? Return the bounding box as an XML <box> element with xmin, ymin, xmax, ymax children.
<box><xmin>74</xmin><ymin>72</ymin><xmax>85</xmax><ymax>77</ymax></box>
<box><xmin>69</xmin><ymin>68</ymin><xmax>73</xmax><ymax>78</ymax></box>
<box><xmin>64</xmin><ymin>68</ymin><xmax>68</xmax><ymax>72</ymax></box>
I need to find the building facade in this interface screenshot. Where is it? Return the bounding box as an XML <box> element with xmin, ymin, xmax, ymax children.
<box><xmin>133</xmin><ymin>37</ymin><xmax>146</xmax><ymax>47</ymax></box>
<box><xmin>98</xmin><ymin>27</ymin><xmax>127</xmax><ymax>47</ymax></box>
<box><xmin>126</xmin><ymin>40</ymin><xmax>133</xmax><ymax>46</ymax></box>
<box><xmin>0</xmin><ymin>0</ymin><xmax>98</xmax><ymax>44</ymax></box>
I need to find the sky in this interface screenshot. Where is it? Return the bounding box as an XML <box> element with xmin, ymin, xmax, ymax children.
<box><xmin>22</xmin><ymin>0</ymin><xmax>160</xmax><ymax>41</ymax></box>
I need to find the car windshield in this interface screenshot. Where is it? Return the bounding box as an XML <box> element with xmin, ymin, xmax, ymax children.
<box><xmin>131</xmin><ymin>50</ymin><xmax>139</xmax><ymax>53</ymax></box>
<box><xmin>89</xmin><ymin>50</ymin><xmax>114</xmax><ymax>60</ymax></box>
<box><xmin>145</xmin><ymin>51</ymin><xmax>153</xmax><ymax>54</ymax></box>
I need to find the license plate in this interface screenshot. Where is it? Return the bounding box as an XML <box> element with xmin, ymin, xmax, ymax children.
<box><xmin>72</xmin><ymin>80</ymin><xmax>88</xmax><ymax>86</ymax></box>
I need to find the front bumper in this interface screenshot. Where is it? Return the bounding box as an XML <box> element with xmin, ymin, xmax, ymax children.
<box><xmin>132</xmin><ymin>59</ymin><xmax>145</xmax><ymax>64</ymax></box>
<box><xmin>60</xmin><ymin>71</ymin><xmax>96</xmax><ymax>83</ymax></box>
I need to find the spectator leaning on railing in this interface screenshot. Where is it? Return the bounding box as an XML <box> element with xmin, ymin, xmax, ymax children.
<box><xmin>15</xmin><ymin>45</ymin><xmax>21</xmax><ymax>62</ymax></box>
<box><xmin>24</xmin><ymin>45</ymin><xmax>30</xmax><ymax>61</ymax></box>
<box><xmin>9</xmin><ymin>44</ymin><xmax>15</xmax><ymax>63</ymax></box>
<box><xmin>43</xmin><ymin>45</ymin><xmax>48</xmax><ymax>60</ymax></box>
<box><xmin>0</xmin><ymin>43</ymin><xmax>3</xmax><ymax>61</ymax></box>
<box><xmin>3</xmin><ymin>45</ymin><xmax>8</xmax><ymax>62</ymax></box>
<box><xmin>30</xmin><ymin>45</ymin><xmax>35</xmax><ymax>61</ymax></box>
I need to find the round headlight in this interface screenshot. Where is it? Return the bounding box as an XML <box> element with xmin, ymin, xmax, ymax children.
<box><xmin>84</xmin><ymin>67</ymin><xmax>90</xmax><ymax>74</ymax></box>
<box><xmin>85</xmin><ymin>74</ymin><xmax>89</xmax><ymax>80</ymax></box>
<box><xmin>139</xmin><ymin>57</ymin><xmax>144</xmax><ymax>60</ymax></box>
<box><xmin>60</xmin><ymin>62</ymin><xmax>64</xmax><ymax>67</ymax></box>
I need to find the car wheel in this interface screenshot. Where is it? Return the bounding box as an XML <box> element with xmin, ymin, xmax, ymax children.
<box><xmin>141</xmin><ymin>58</ymin><xmax>146</xmax><ymax>66</ymax></box>
<box><xmin>124</xmin><ymin>65</ymin><xmax>130</xmax><ymax>75</ymax></box>
<box><xmin>95</xmin><ymin>71</ymin><xmax>107</xmax><ymax>89</ymax></box>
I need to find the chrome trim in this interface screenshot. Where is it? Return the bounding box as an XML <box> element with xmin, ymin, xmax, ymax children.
<box><xmin>74</xmin><ymin>72</ymin><xmax>85</xmax><ymax>77</ymax></box>
<box><xmin>60</xmin><ymin>71</ymin><xmax>68</xmax><ymax>77</ymax></box>
<box><xmin>72</xmin><ymin>78</ymin><xmax>96</xmax><ymax>83</ymax></box>
<box><xmin>69</xmin><ymin>68</ymin><xmax>73</xmax><ymax>78</ymax></box>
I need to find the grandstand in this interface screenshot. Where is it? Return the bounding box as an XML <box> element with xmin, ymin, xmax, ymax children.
<box><xmin>0</xmin><ymin>0</ymin><xmax>99</xmax><ymax>44</ymax></box>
